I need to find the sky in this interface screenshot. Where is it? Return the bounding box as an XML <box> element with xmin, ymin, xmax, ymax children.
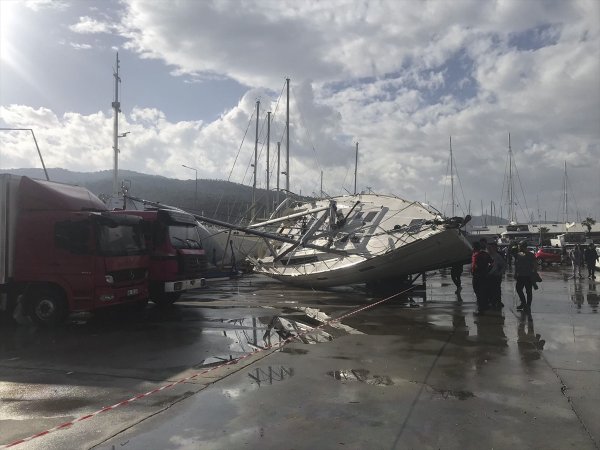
<box><xmin>0</xmin><ymin>0</ymin><xmax>599</xmax><ymax>223</ymax></box>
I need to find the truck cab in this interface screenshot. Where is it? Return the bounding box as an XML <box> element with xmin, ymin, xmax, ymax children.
<box><xmin>0</xmin><ymin>175</ymin><xmax>149</xmax><ymax>325</ymax></box>
<box><xmin>114</xmin><ymin>209</ymin><xmax>207</xmax><ymax>305</ymax></box>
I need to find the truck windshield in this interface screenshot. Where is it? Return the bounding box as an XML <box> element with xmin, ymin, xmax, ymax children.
<box><xmin>169</xmin><ymin>225</ymin><xmax>202</xmax><ymax>249</ymax></box>
<box><xmin>97</xmin><ymin>224</ymin><xmax>147</xmax><ymax>256</ymax></box>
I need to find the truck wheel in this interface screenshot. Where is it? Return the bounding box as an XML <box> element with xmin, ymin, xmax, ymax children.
<box><xmin>28</xmin><ymin>288</ymin><xmax>67</xmax><ymax>326</ymax></box>
<box><xmin>152</xmin><ymin>292</ymin><xmax>181</xmax><ymax>307</ymax></box>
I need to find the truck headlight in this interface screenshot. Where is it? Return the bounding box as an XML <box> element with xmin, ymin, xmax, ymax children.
<box><xmin>105</xmin><ymin>275</ymin><xmax>114</xmax><ymax>284</ymax></box>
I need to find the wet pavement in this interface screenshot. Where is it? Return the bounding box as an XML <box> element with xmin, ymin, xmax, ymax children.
<box><xmin>0</xmin><ymin>266</ymin><xmax>598</xmax><ymax>449</ymax></box>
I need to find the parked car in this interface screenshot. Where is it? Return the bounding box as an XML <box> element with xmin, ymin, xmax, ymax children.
<box><xmin>535</xmin><ymin>247</ymin><xmax>563</xmax><ymax>266</ymax></box>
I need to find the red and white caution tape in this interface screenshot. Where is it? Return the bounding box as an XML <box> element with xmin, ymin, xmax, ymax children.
<box><xmin>2</xmin><ymin>286</ymin><xmax>413</xmax><ymax>448</ymax></box>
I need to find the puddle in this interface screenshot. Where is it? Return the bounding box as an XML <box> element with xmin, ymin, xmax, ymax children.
<box><xmin>327</xmin><ymin>369</ymin><xmax>393</xmax><ymax>386</ymax></box>
<box><xmin>429</xmin><ymin>386</ymin><xmax>475</xmax><ymax>400</ymax></box>
<box><xmin>281</xmin><ymin>348</ymin><xmax>309</xmax><ymax>355</ymax></box>
<box><xmin>248</xmin><ymin>366</ymin><xmax>294</xmax><ymax>386</ymax></box>
<box><xmin>264</xmin><ymin>316</ymin><xmax>333</xmax><ymax>345</ymax></box>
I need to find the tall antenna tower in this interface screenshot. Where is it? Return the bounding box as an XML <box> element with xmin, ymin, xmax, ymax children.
<box><xmin>112</xmin><ymin>52</ymin><xmax>121</xmax><ymax>196</ymax></box>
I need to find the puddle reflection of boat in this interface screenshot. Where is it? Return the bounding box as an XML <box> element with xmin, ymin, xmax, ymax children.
<box><xmin>218</xmin><ymin>307</ymin><xmax>364</xmax><ymax>355</ymax></box>
<box><xmin>327</xmin><ymin>369</ymin><xmax>393</xmax><ymax>386</ymax></box>
<box><xmin>248</xmin><ymin>194</ymin><xmax>472</xmax><ymax>288</ymax></box>
<box><xmin>264</xmin><ymin>316</ymin><xmax>333</xmax><ymax>344</ymax></box>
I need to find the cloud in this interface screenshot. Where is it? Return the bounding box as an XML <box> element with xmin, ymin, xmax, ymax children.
<box><xmin>69</xmin><ymin>42</ymin><xmax>93</xmax><ymax>50</ymax></box>
<box><xmin>2</xmin><ymin>0</ymin><xmax>599</xmax><ymax>220</ymax></box>
<box><xmin>69</xmin><ymin>16</ymin><xmax>111</xmax><ymax>34</ymax></box>
<box><xmin>23</xmin><ymin>0</ymin><xmax>68</xmax><ymax>11</ymax></box>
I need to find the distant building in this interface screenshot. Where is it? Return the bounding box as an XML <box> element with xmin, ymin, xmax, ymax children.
<box><xmin>465</xmin><ymin>222</ymin><xmax>600</xmax><ymax>247</ymax></box>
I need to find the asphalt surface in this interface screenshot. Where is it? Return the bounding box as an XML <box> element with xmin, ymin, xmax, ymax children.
<box><xmin>0</xmin><ymin>265</ymin><xmax>598</xmax><ymax>449</ymax></box>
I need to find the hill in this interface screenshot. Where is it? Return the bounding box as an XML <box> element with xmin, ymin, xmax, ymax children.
<box><xmin>0</xmin><ymin>168</ymin><xmax>274</xmax><ymax>223</ymax></box>
<box><xmin>1</xmin><ymin>168</ymin><xmax>502</xmax><ymax>226</ymax></box>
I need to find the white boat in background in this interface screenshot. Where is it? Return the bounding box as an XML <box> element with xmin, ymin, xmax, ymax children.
<box><xmin>199</xmin><ymin>223</ymin><xmax>266</xmax><ymax>268</ymax></box>
<box><xmin>247</xmin><ymin>193</ymin><xmax>472</xmax><ymax>288</ymax></box>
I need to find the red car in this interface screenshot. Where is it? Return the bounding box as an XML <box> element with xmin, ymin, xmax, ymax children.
<box><xmin>535</xmin><ymin>247</ymin><xmax>563</xmax><ymax>265</ymax></box>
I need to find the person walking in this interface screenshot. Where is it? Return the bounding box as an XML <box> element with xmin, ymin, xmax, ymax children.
<box><xmin>584</xmin><ymin>243</ymin><xmax>599</xmax><ymax>279</ymax></box>
<box><xmin>487</xmin><ymin>241</ymin><xmax>506</xmax><ymax>309</ymax></box>
<box><xmin>514</xmin><ymin>241</ymin><xmax>537</xmax><ymax>312</ymax></box>
<box><xmin>450</xmin><ymin>262</ymin><xmax>463</xmax><ymax>294</ymax></box>
<box><xmin>569</xmin><ymin>244</ymin><xmax>584</xmax><ymax>279</ymax></box>
<box><xmin>471</xmin><ymin>241</ymin><xmax>492</xmax><ymax>314</ymax></box>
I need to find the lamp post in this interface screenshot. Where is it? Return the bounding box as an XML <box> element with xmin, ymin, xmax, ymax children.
<box><xmin>0</xmin><ymin>128</ymin><xmax>49</xmax><ymax>181</ymax></box>
<box><xmin>182</xmin><ymin>164</ymin><xmax>198</xmax><ymax>209</ymax></box>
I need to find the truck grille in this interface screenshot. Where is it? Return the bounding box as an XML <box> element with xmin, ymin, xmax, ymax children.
<box><xmin>108</xmin><ymin>268</ymin><xmax>147</xmax><ymax>283</ymax></box>
<box><xmin>180</xmin><ymin>253</ymin><xmax>208</xmax><ymax>275</ymax></box>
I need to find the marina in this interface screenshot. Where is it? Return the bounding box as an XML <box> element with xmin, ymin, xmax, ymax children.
<box><xmin>0</xmin><ymin>267</ymin><xmax>598</xmax><ymax>449</ymax></box>
<box><xmin>1</xmin><ymin>2</ymin><xmax>599</xmax><ymax>449</ymax></box>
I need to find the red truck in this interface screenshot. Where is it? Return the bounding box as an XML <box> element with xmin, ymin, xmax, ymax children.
<box><xmin>0</xmin><ymin>175</ymin><xmax>149</xmax><ymax>325</ymax></box>
<box><xmin>113</xmin><ymin>208</ymin><xmax>207</xmax><ymax>306</ymax></box>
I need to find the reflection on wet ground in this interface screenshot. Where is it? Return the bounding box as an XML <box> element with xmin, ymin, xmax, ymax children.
<box><xmin>327</xmin><ymin>369</ymin><xmax>394</xmax><ymax>386</ymax></box>
<box><xmin>1</xmin><ymin>267</ymin><xmax>597</xmax><ymax>374</ymax></box>
<box><xmin>247</xmin><ymin>366</ymin><xmax>294</xmax><ymax>387</ymax></box>
<box><xmin>1</xmin><ymin>266</ymin><xmax>599</xmax><ymax>449</ymax></box>
<box><xmin>517</xmin><ymin>313</ymin><xmax>546</xmax><ymax>361</ymax></box>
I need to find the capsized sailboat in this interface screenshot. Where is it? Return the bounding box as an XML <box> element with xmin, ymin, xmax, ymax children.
<box><xmin>247</xmin><ymin>193</ymin><xmax>472</xmax><ymax>288</ymax></box>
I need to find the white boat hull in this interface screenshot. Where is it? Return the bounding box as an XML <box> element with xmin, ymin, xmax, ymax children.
<box><xmin>257</xmin><ymin>229</ymin><xmax>470</xmax><ymax>287</ymax></box>
<box><xmin>200</xmin><ymin>224</ymin><xmax>266</xmax><ymax>266</ymax></box>
<box><xmin>251</xmin><ymin>194</ymin><xmax>472</xmax><ymax>288</ymax></box>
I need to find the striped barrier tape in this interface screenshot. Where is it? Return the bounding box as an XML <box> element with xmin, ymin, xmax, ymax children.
<box><xmin>2</xmin><ymin>286</ymin><xmax>414</xmax><ymax>448</ymax></box>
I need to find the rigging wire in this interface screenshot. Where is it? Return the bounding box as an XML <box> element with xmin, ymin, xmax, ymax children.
<box><xmin>440</xmin><ymin>145</ymin><xmax>467</xmax><ymax>217</ymax></box>
<box><xmin>556</xmin><ymin>167</ymin><xmax>582</xmax><ymax>223</ymax></box>
<box><xmin>499</xmin><ymin>149</ymin><xmax>509</xmax><ymax>220</ymax></box>
<box><xmin>290</xmin><ymin>85</ymin><xmax>324</xmax><ymax>192</ymax></box>
<box><xmin>212</xmin><ymin>80</ymin><xmax>288</xmax><ymax>221</ymax></box>
<box><xmin>512</xmin><ymin>153</ymin><xmax>531</xmax><ymax>223</ymax></box>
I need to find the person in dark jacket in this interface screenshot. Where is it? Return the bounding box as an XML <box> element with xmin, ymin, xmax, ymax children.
<box><xmin>569</xmin><ymin>244</ymin><xmax>584</xmax><ymax>279</ymax></box>
<box><xmin>471</xmin><ymin>241</ymin><xmax>492</xmax><ymax>314</ymax></box>
<box><xmin>584</xmin><ymin>243</ymin><xmax>599</xmax><ymax>279</ymax></box>
<box><xmin>450</xmin><ymin>262</ymin><xmax>463</xmax><ymax>294</ymax></box>
<box><xmin>514</xmin><ymin>241</ymin><xmax>537</xmax><ymax>312</ymax></box>
<box><xmin>487</xmin><ymin>241</ymin><xmax>506</xmax><ymax>309</ymax></box>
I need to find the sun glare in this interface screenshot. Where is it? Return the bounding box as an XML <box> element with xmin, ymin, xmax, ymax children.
<box><xmin>0</xmin><ymin>1</ymin><xmax>21</xmax><ymax>67</ymax></box>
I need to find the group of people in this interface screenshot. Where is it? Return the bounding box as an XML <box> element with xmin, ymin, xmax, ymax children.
<box><xmin>450</xmin><ymin>239</ymin><xmax>599</xmax><ymax>315</ymax></box>
<box><xmin>470</xmin><ymin>239</ymin><xmax>508</xmax><ymax>314</ymax></box>
<box><xmin>569</xmin><ymin>243</ymin><xmax>599</xmax><ymax>279</ymax></box>
<box><xmin>469</xmin><ymin>239</ymin><xmax>539</xmax><ymax>314</ymax></box>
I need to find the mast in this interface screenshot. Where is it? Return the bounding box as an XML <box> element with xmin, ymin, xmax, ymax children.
<box><xmin>354</xmin><ymin>142</ymin><xmax>358</xmax><ymax>195</ymax></box>
<box><xmin>563</xmin><ymin>161</ymin><xmax>568</xmax><ymax>223</ymax></box>
<box><xmin>507</xmin><ymin>132</ymin><xmax>515</xmax><ymax>223</ymax></box>
<box><xmin>276</xmin><ymin>142</ymin><xmax>281</xmax><ymax>206</ymax></box>
<box><xmin>112</xmin><ymin>52</ymin><xmax>121</xmax><ymax>196</ymax></box>
<box><xmin>266</xmin><ymin>111</ymin><xmax>271</xmax><ymax>215</ymax></box>
<box><xmin>285</xmin><ymin>78</ymin><xmax>290</xmax><ymax>193</ymax></box>
<box><xmin>320</xmin><ymin>170</ymin><xmax>323</xmax><ymax>198</ymax></box>
<box><xmin>450</xmin><ymin>136</ymin><xmax>455</xmax><ymax>217</ymax></box>
<box><xmin>252</xmin><ymin>100</ymin><xmax>260</xmax><ymax>220</ymax></box>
